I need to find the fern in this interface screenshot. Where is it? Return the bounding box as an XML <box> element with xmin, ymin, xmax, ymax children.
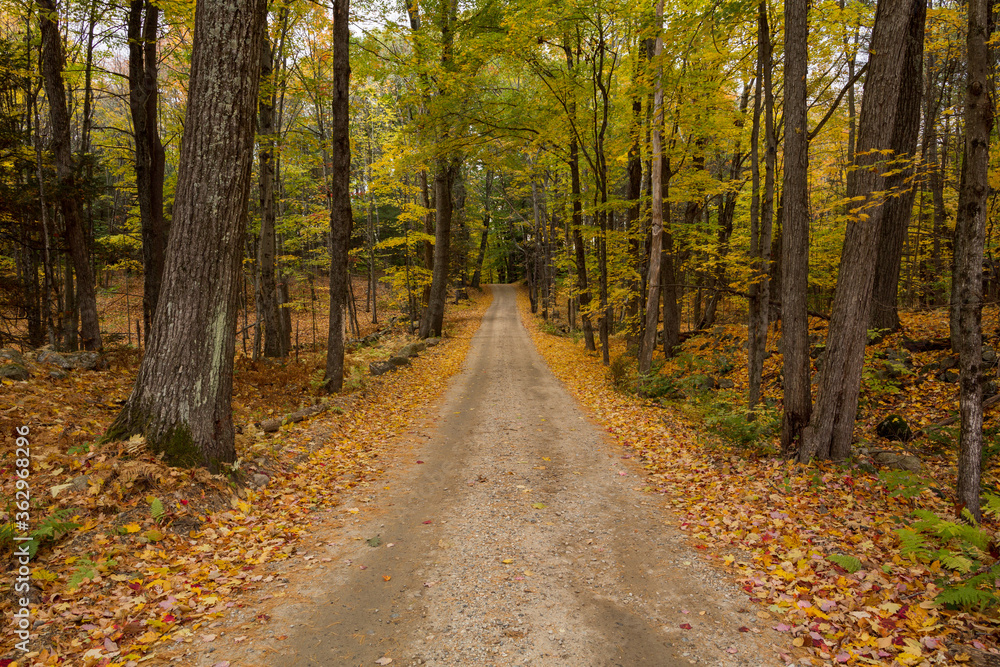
<box><xmin>896</xmin><ymin>528</ymin><xmax>932</xmax><ymax>560</ymax></box>
<box><xmin>828</xmin><ymin>554</ymin><xmax>863</xmax><ymax>573</ymax></box>
<box><xmin>150</xmin><ymin>497</ymin><xmax>165</xmax><ymax>521</ymax></box>
<box><xmin>895</xmin><ymin>494</ymin><xmax>1000</xmax><ymax>611</ymax></box>
<box><xmin>937</xmin><ymin>552</ymin><xmax>974</xmax><ymax>573</ymax></box>
<box><xmin>936</xmin><ymin>584</ymin><xmax>998</xmax><ymax>612</ymax></box>
<box><xmin>67</xmin><ymin>558</ymin><xmax>98</xmax><ymax>589</ymax></box>
<box><xmin>26</xmin><ymin>508</ymin><xmax>80</xmax><ymax>558</ymax></box>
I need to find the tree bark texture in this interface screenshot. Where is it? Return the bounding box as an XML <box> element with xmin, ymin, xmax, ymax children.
<box><xmin>748</xmin><ymin>0</ymin><xmax>774</xmax><ymax>415</ymax></box>
<box><xmin>257</xmin><ymin>31</ymin><xmax>284</xmax><ymax>358</ymax></box>
<box><xmin>128</xmin><ymin>0</ymin><xmax>166</xmax><ymax>341</ymax></box>
<box><xmin>954</xmin><ymin>0</ymin><xmax>992</xmax><ymax>522</ymax></box>
<box><xmin>638</xmin><ymin>0</ymin><xmax>664</xmax><ymax>375</ymax></box>
<box><xmin>107</xmin><ymin>0</ymin><xmax>268</xmax><ymax>469</ymax></box>
<box><xmin>868</xmin><ymin>5</ymin><xmax>926</xmax><ymax>333</ymax></box>
<box><xmin>324</xmin><ymin>0</ymin><xmax>353</xmax><ymax>390</ymax></box>
<box><xmin>801</xmin><ymin>0</ymin><xmax>926</xmax><ymax>462</ymax></box>
<box><xmin>38</xmin><ymin>0</ymin><xmax>102</xmax><ymax>351</ymax></box>
<box><xmin>781</xmin><ymin>0</ymin><xmax>811</xmax><ymax>455</ymax></box>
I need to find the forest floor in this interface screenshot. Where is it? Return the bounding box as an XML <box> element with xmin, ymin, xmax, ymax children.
<box><xmin>0</xmin><ymin>281</ymin><xmax>479</xmax><ymax>666</ymax></box>
<box><xmin>173</xmin><ymin>284</ymin><xmax>779</xmax><ymax>667</ymax></box>
<box><xmin>3</xmin><ymin>281</ymin><xmax>1000</xmax><ymax>667</ymax></box>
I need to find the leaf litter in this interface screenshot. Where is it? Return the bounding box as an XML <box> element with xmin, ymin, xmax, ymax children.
<box><xmin>0</xmin><ymin>290</ymin><xmax>492</xmax><ymax>666</ymax></box>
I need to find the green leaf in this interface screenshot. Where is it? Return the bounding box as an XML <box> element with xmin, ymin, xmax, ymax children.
<box><xmin>827</xmin><ymin>554</ymin><xmax>863</xmax><ymax>573</ymax></box>
<box><xmin>150</xmin><ymin>497</ymin><xmax>166</xmax><ymax>520</ymax></box>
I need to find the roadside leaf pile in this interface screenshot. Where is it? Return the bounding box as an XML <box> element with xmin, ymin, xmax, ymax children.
<box><xmin>517</xmin><ymin>290</ymin><xmax>1000</xmax><ymax>666</ymax></box>
<box><xmin>0</xmin><ymin>290</ymin><xmax>491</xmax><ymax>667</ymax></box>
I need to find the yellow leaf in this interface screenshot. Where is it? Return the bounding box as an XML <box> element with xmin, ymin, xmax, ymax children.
<box><xmin>125</xmin><ymin>523</ymin><xmax>142</xmax><ymax>534</ymax></box>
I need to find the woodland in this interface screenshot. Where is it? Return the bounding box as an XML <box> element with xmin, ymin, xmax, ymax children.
<box><xmin>2</xmin><ymin>0</ymin><xmax>1000</xmax><ymax>663</ymax></box>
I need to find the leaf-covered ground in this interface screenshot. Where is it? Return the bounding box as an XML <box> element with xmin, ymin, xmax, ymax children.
<box><xmin>517</xmin><ymin>291</ymin><xmax>1000</xmax><ymax>667</ymax></box>
<box><xmin>0</xmin><ymin>288</ymin><xmax>491</xmax><ymax>667</ymax></box>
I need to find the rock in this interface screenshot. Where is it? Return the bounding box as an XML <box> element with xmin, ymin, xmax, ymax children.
<box><xmin>876</xmin><ymin>414</ymin><xmax>913</xmax><ymax>442</ymax></box>
<box><xmin>369</xmin><ymin>361</ymin><xmax>394</xmax><ymax>376</ymax></box>
<box><xmin>983</xmin><ymin>345</ymin><xmax>998</xmax><ymax>366</ymax></box>
<box><xmin>984</xmin><ymin>379</ymin><xmax>998</xmax><ymax>401</ymax></box>
<box><xmin>717</xmin><ymin>378</ymin><xmax>735</xmax><ymax>389</ymax></box>
<box><xmin>49</xmin><ymin>369</ymin><xmax>68</xmax><ymax>380</ymax></box>
<box><xmin>369</xmin><ymin>356</ymin><xmax>411</xmax><ymax>377</ymax></box>
<box><xmin>425</xmin><ymin>337</ymin><xmax>441</xmax><ymax>347</ymax></box>
<box><xmin>0</xmin><ymin>348</ymin><xmax>25</xmax><ymax>364</ymax></box>
<box><xmin>251</xmin><ymin>473</ymin><xmax>270</xmax><ymax>488</ymax></box>
<box><xmin>37</xmin><ymin>349</ymin><xmax>73</xmax><ymax>369</ymax></box>
<box><xmin>36</xmin><ymin>349</ymin><xmax>104</xmax><ymax>371</ymax></box>
<box><xmin>873</xmin><ymin>451</ymin><xmax>922</xmax><ymax>473</ymax></box>
<box><xmin>0</xmin><ymin>363</ymin><xmax>30</xmax><ymax>381</ymax></box>
<box><xmin>397</xmin><ymin>341</ymin><xmax>427</xmax><ymax>358</ymax></box>
<box><xmin>453</xmin><ymin>288</ymin><xmax>469</xmax><ymax>302</ymax></box>
<box><xmin>70</xmin><ymin>475</ymin><xmax>91</xmax><ymax>492</ymax></box>
<box><xmin>938</xmin><ymin>355</ymin><xmax>959</xmax><ymax>371</ymax></box>
<box><xmin>691</xmin><ymin>375</ymin><xmax>717</xmax><ymax>393</ymax></box>
<box><xmin>885</xmin><ymin>348</ymin><xmax>914</xmax><ymax>370</ymax></box>
<box><xmin>937</xmin><ymin>369</ymin><xmax>960</xmax><ymax>383</ymax></box>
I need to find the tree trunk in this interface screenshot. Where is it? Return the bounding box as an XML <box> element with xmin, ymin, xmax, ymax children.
<box><xmin>780</xmin><ymin>0</ymin><xmax>812</xmax><ymax>455</ymax></box>
<box><xmin>954</xmin><ymin>0</ymin><xmax>992</xmax><ymax>522</ymax></box>
<box><xmin>638</xmin><ymin>0</ymin><xmax>665</xmax><ymax>375</ymax></box>
<box><xmin>257</xmin><ymin>30</ymin><xmax>284</xmax><ymax>358</ymax></box>
<box><xmin>324</xmin><ymin>0</ymin><xmax>352</xmax><ymax>391</ymax></box>
<box><xmin>421</xmin><ymin>170</ymin><xmax>434</xmax><ymax>305</ymax></box>
<box><xmin>868</xmin><ymin>9</ymin><xmax>925</xmax><ymax>334</ymax></box>
<box><xmin>563</xmin><ymin>39</ymin><xmax>596</xmax><ymax>351</ymax></box>
<box><xmin>662</xmin><ymin>174</ymin><xmax>681</xmax><ymax>355</ymax></box>
<box><xmin>471</xmin><ymin>170</ymin><xmax>492</xmax><ymax>289</ymax></box>
<box><xmin>801</xmin><ymin>0</ymin><xmax>926</xmax><ymax>462</ymax></box>
<box><xmin>420</xmin><ymin>159</ymin><xmax>457</xmax><ymax>338</ymax></box>
<box><xmin>38</xmin><ymin>0</ymin><xmax>102</xmax><ymax>351</ymax></box>
<box><xmin>128</xmin><ymin>0</ymin><xmax>167</xmax><ymax>339</ymax></box>
<box><xmin>106</xmin><ymin>0</ymin><xmax>268</xmax><ymax>469</ymax></box>
<box><xmin>748</xmin><ymin>0</ymin><xmax>774</xmax><ymax>415</ymax></box>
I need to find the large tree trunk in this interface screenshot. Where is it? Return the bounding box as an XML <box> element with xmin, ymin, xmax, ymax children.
<box><xmin>638</xmin><ymin>0</ymin><xmax>665</xmax><ymax>375</ymax></box>
<box><xmin>38</xmin><ymin>0</ymin><xmax>102</xmax><ymax>351</ymax></box>
<box><xmin>780</xmin><ymin>0</ymin><xmax>812</xmax><ymax>455</ymax></box>
<box><xmin>748</xmin><ymin>0</ymin><xmax>774</xmax><ymax>415</ymax></box>
<box><xmin>128</xmin><ymin>0</ymin><xmax>167</xmax><ymax>340</ymax></box>
<box><xmin>801</xmin><ymin>0</ymin><xmax>926</xmax><ymax>462</ymax></box>
<box><xmin>257</xmin><ymin>30</ymin><xmax>284</xmax><ymax>358</ymax></box>
<box><xmin>868</xmin><ymin>15</ymin><xmax>925</xmax><ymax>334</ymax></box>
<box><xmin>106</xmin><ymin>0</ymin><xmax>268</xmax><ymax>469</ymax></box>
<box><xmin>954</xmin><ymin>0</ymin><xmax>992</xmax><ymax>522</ymax></box>
<box><xmin>420</xmin><ymin>159</ymin><xmax>457</xmax><ymax>338</ymax></box>
<box><xmin>324</xmin><ymin>0</ymin><xmax>352</xmax><ymax>391</ymax></box>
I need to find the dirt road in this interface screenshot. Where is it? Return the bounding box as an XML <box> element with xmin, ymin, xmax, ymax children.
<box><xmin>196</xmin><ymin>285</ymin><xmax>781</xmax><ymax>667</ymax></box>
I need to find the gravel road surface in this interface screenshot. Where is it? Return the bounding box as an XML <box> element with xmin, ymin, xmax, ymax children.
<box><xmin>190</xmin><ymin>285</ymin><xmax>783</xmax><ymax>667</ymax></box>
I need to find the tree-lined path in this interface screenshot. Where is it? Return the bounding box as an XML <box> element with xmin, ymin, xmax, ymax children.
<box><xmin>192</xmin><ymin>285</ymin><xmax>778</xmax><ymax>667</ymax></box>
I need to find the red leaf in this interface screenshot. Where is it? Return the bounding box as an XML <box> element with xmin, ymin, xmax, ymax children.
<box><xmin>680</xmin><ymin>623</ymin><xmax>692</xmax><ymax>630</ymax></box>
<box><xmin>739</xmin><ymin>626</ymin><xmax>750</xmax><ymax>632</ymax></box>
